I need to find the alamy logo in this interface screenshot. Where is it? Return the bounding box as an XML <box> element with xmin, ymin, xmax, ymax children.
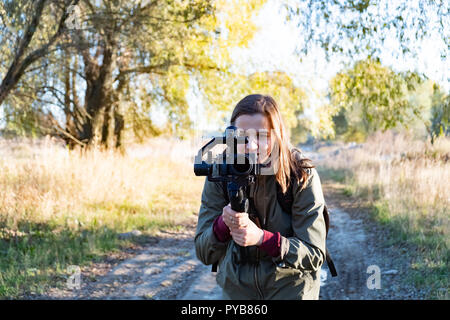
<box><xmin>194</xmin><ymin>128</ymin><xmax>280</xmax><ymax>176</ymax></box>
<box><xmin>65</xmin><ymin>5</ymin><xmax>81</xmax><ymax>30</ymax></box>
<box><xmin>67</xmin><ymin>265</ymin><xmax>81</xmax><ymax>290</ymax></box>
<box><xmin>366</xmin><ymin>265</ymin><xmax>381</xmax><ymax>290</ymax></box>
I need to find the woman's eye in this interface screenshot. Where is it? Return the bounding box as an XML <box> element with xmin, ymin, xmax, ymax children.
<box><xmin>257</xmin><ymin>133</ymin><xmax>269</xmax><ymax>140</ymax></box>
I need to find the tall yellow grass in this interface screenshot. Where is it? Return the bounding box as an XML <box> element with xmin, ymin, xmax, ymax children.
<box><xmin>319</xmin><ymin>131</ymin><xmax>449</xmax><ymax>227</ymax></box>
<box><xmin>316</xmin><ymin>130</ymin><xmax>449</xmax><ymax>299</ymax></box>
<box><xmin>0</xmin><ymin>136</ymin><xmax>205</xmax><ymax>234</ymax></box>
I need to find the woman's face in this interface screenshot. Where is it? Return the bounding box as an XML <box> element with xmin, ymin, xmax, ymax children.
<box><xmin>234</xmin><ymin>113</ymin><xmax>271</xmax><ymax>164</ymax></box>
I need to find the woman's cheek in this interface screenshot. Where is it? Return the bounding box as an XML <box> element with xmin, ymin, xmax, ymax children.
<box><xmin>237</xmin><ymin>144</ymin><xmax>245</xmax><ymax>154</ymax></box>
<box><xmin>261</xmin><ymin>141</ymin><xmax>270</xmax><ymax>157</ymax></box>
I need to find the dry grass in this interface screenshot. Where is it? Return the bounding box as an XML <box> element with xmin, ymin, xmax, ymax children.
<box><xmin>0</xmin><ymin>136</ymin><xmax>205</xmax><ymax>298</ymax></box>
<box><xmin>316</xmin><ymin>130</ymin><xmax>449</xmax><ymax>299</ymax></box>
<box><xmin>319</xmin><ymin>131</ymin><xmax>449</xmax><ymax>216</ymax></box>
<box><xmin>0</xmin><ymin>136</ymin><xmax>203</xmax><ymax>227</ymax></box>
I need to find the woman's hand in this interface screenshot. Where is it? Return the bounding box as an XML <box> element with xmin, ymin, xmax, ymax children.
<box><xmin>222</xmin><ymin>203</ymin><xmax>249</xmax><ymax>229</ymax></box>
<box><xmin>222</xmin><ymin>203</ymin><xmax>264</xmax><ymax>246</ymax></box>
<box><xmin>230</xmin><ymin>218</ymin><xmax>264</xmax><ymax>247</ymax></box>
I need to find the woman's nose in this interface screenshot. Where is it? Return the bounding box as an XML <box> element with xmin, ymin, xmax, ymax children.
<box><xmin>246</xmin><ymin>137</ymin><xmax>258</xmax><ymax>153</ymax></box>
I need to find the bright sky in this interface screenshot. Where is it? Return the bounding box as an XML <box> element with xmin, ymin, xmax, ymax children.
<box><xmin>2</xmin><ymin>1</ymin><xmax>446</xmax><ymax>135</ymax></box>
<box><xmin>259</xmin><ymin>0</ymin><xmax>447</xmax><ymax>84</ymax></box>
<box><xmin>233</xmin><ymin>0</ymin><xmax>448</xmax><ymax>100</ymax></box>
<box><xmin>182</xmin><ymin>0</ymin><xmax>449</xmax><ymax>137</ymax></box>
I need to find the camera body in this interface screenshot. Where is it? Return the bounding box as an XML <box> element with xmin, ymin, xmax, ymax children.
<box><xmin>194</xmin><ymin>125</ymin><xmax>261</xmax><ymax>214</ymax></box>
<box><xmin>194</xmin><ymin>126</ymin><xmax>265</xmax><ymax>266</ymax></box>
<box><xmin>194</xmin><ymin>125</ymin><xmax>261</xmax><ymax>185</ymax></box>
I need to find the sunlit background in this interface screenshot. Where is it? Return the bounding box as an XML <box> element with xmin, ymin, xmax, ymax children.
<box><xmin>0</xmin><ymin>0</ymin><xmax>448</xmax><ymax>299</ymax></box>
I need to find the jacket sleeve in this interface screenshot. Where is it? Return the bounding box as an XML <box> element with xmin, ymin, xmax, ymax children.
<box><xmin>275</xmin><ymin>168</ymin><xmax>327</xmax><ymax>272</ymax></box>
<box><xmin>194</xmin><ymin>176</ymin><xmax>230</xmax><ymax>265</ymax></box>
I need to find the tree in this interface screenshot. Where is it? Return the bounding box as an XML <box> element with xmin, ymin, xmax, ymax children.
<box><xmin>52</xmin><ymin>0</ymin><xmax>214</xmax><ymax>148</ymax></box>
<box><xmin>246</xmin><ymin>71</ymin><xmax>308</xmax><ymax>133</ymax></box>
<box><xmin>0</xmin><ymin>0</ymin><xmax>80</xmax><ymax>105</ymax></box>
<box><xmin>280</xmin><ymin>1</ymin><xmax>448</xmax><ymax>142</ymax></box>
<box><xmin>286</xmin><ymin>0</ymin><xmax>448</xmax><ymax>61</ymax></box>
<box><xmin>1</xmin><ymin>0</ymin><xmax>270</xmax><ymax>148</ymax></box>
<box><xmin>195</xmin><ymin>69</ymin><xmax>308</xmax><ymax>140</ymax></box>
<box><xmin>427</xmin><ymin>84</ymin><xmax>450</xmax><ymax>143</ymax></box>
<box><xmin>329</xmin><ymin>58</ymin><xmax>428</xmax><ymax>140</ymax></box>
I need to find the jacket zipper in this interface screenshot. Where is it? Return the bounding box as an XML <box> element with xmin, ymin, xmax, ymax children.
<box><xmin>252</xmin><ymin>177</ymin><xmax>259</xmax><ymax>219</ymax></box>
<box><xmin>254</xmin><ymin>250</ymin><xmax>264</xmax><ymax>299</ymax></box>
<box><xmin>252</xmin><ymin>177</ymin><xmax>264</xmax><ymax>299</ymax></box>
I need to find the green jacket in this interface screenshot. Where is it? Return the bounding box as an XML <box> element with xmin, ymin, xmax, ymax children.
<box><xmin>194</xmin><ymin>166</ymin><xmax>326</xmax><ymax>300</ymax></box>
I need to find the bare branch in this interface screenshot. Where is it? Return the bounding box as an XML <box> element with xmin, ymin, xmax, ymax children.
<box><xmin>0</xmin><ymin>0</ymin><xmax>81</xmax><ymax>105</ymax></box>
<box><xmin>45</xmin><ymin>111</ymin><xmax>87</xmax><ymax>147</ymax></box>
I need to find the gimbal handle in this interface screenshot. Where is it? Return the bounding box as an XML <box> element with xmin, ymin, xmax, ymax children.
<box><xmin>226</xmin><ymin>181</ymin><xmax>249</xmax><ymax>214</ymax></box>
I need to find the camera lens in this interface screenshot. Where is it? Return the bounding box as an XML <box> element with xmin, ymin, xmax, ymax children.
<box><xmin>229</xmin><ymin>154</ymin><xmax>252</xmax><ymax>175</ymax></box>
<box><xmin>232</xmin><ymin>162</ymin><xmax>251</xmax><ymax>174</ymax></box>
<box><xmin>194</xmin><ymin>162</ymin><xmax>211</xmax><ymax>176</ymax></box>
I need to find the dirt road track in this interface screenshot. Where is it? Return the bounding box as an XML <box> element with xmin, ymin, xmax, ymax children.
<box><xmin>37</xmin><ymin>184</ymin><xmax>423</xmax><ymax>300</ymax></box>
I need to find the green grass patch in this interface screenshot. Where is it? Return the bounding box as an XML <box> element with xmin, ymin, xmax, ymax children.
<box><xmin>342</xmin><ymin>185</ymin><xmax>356</xmax><ymax>197</ymax></box>
<box><xmin>0</xmin><ymin>223</ymin><xmax>123</xmax><ymax>298</ymax></box>
<box><xmin>316</xmin><ymin>166</ymin><xmax>349</xmax><ymax>183</ymax></box>
<box><xmin>319</xmin><ymin>163</ymin><xmax>448</xmax><ymax>299</ymax></box>
<box><xmin>370</xmin><ymin>200</ymin><xmax>449</xmax><ymax>299</ymax></box>
<box><xmin>0</xmin><ymin>199</ymin><xmax>193</xmax><ymax>299</ymax></box>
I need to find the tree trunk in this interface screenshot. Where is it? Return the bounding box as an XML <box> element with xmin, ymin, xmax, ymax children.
<box><xmin>0</xmin><ymin>0</ymin><xmax>80</xmax><ymax>106</ymax></box>
<box><xmin>63</xmin><ymin>54</ymin><xmax>79</xmax><ymax>148</ymax></box>
<box><xmin>114</xmin><ymin>108</ymin><xmax>125</xmax><ymax>148</ymax></box>
<box><xmin>81</xmin><ymin>41</ymin><xmax>117</xmax><ymax>149</ymax></box>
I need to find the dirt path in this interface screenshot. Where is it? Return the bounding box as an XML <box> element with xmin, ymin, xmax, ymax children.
<box><xmin>36</xmin><ymin>227</ymin><xmax>222</xmax><ymax>300</ymax></box>
<box><xmin>37</xmin><ymin>183</ymin><xmax>422</xmax><ymax>300</ymax></box>
<box><xmin>319</xmin><ymin>181</ymin><xmax>425</xmax><ymax>299</ymax></box>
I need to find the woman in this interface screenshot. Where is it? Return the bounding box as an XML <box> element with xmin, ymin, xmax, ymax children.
<box><xmin>194</xmin><ymin>94</ymin><xmax>326</xmax><ymax>300</ymax></box>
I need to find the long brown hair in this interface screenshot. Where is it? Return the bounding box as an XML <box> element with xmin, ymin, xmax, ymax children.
<box><xmin>230</xmin><ymin>94</ymin><xmax>314</xmax><ymax>193</ymax></box>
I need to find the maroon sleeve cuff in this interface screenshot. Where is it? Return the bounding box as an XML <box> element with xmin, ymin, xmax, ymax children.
<box><xmin>213</xmin><ymin>215</ymin><xmax>231</xmax><ymax>242</ymax></box>
<box><xmin>258</xmin><ymin>230</ymin><xmax>281</xmax><ymax>257</ymax></box>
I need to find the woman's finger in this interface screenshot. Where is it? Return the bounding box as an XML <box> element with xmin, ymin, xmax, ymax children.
<box><xmin>222</xmin><ymin>204</ymin><xmax>235</xmax><ymax>227</ymax></box>
<box><xmin>234</xmin><ymin>213</ymin><xmax>249</xmax><ymax>228</ymax></box>
<box><xmin>230</xmin><ymin>230</ymin><xmax>242</xmax><ymax>245</ymax></box>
